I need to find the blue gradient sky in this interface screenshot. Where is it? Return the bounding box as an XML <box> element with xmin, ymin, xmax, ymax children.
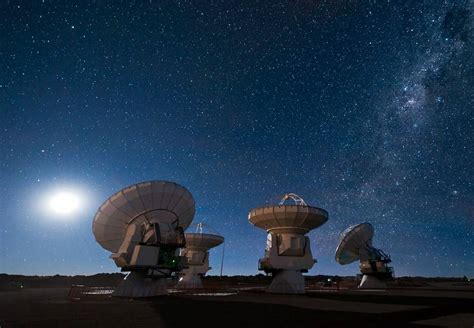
<box><xmin>1</xmin><ymin>1</ymin><xmax>472</xmax><ymax>277</ymax></box>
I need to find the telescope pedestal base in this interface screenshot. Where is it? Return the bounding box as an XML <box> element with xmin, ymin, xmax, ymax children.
<box><xmin>267</xmin><ymin>270</ymin><xmax>305</xmax><ymax>294</ymax></box>
<box><xmin>177</xmin><ymin>274</ymin><xmax>203</xmax><ymax>289</ymax></box>
<box><xmin>113</xmin><ymin>272</ymin><xmax>168</xmax><ymax>297</ymax></box>
<box><xmin>359</xmin><ymin>275</ymin><xmax>387</xmax><ymax>289</ymax></box>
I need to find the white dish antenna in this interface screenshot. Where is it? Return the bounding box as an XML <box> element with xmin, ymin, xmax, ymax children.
<box><xmin>335</xmin><ymin>223</ymin><xmax>394</xmax><ymax>289</ymax></box>
<box><xmin>178</xmin><ymin>222</ymin><xmax>224</xmax><ymax>289</ymax></box>
<box><xmin>249</xmin><ymin>193</ymin><xmax>328</xmax><ymax>294</ymax></box>
<box><xmin>335</xmin><ymin>223</ymin><xmax>374</xmax><ymax>265</ymax></box>
<box><xmin>92</xmin><ymin>180</ymin><xmax>195</xmax><ymax>297</ymax></box>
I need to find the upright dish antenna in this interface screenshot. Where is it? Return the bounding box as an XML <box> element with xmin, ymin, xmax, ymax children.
<box><xmin>178</xmin><ymin>222</ymin><xmax>224</xmax><ymax>289</ymax></box>
<box><xmin>92</xmin><ymin>180</ymin><xmax>195</xmax><ymax>297</ymax></box>
<box><xmin>249</xmin><ymin>193</ymin><xmax>328</xmax><ymax>294</ymax></box>
<box><xmin>335</xmin><ymin>222</ymin><xmax>394</xmax><ymax>289</ymax></box>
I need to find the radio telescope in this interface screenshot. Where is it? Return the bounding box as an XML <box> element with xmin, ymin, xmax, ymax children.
<box><xmin>178</xmin><ymin>223</ymin><xmax>224</xmax><ymax>289</ymax></box>
<box><xmin>248</xmin><ymin>193</ymin><xmax>328</xmax><ymax>294</ymax></box>
<box><xmin>92</xmin><ymin>180</ymin><xmax>195</xmax><ymax>297</ymax></box>
<box><xmin>335</xmin><ymin>223</ymin><xmax>394</xmax><ymax>289</ymax></box>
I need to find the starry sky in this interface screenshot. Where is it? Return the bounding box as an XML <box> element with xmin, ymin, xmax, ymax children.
<box><xmin>1</xmin><ymin>1</ymin><xmax>473</xmax><ymax>278</ymax></box>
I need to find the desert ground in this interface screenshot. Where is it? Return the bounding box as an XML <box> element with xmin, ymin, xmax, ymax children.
<box><xmin>0</xmin><ymin>274</ymin><xmax>473</xmax><ymax>327</ymax></box>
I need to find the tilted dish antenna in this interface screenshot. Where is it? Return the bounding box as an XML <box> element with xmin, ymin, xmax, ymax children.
<box><xmin>92</xmin><ymin>180</ymin><xmax>195</xmax><ymax>297</ymax></box>
<box><xmin>249</xmin><ymin>193</ymin><xmax>328</xmax><ymax>294</ymax></box>
<box><xmin>335</xmin><ymin>222</ymin><xmax>394</xmax><ymax>289</ymax></box>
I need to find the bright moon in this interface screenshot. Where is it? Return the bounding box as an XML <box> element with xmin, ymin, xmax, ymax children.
<box><xmin>49</xmin><ymin>191</ymin><xmax>80</xmax><ymax>215</ymax></box>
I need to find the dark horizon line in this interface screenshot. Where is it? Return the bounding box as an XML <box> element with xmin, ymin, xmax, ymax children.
<box><xmin>1</xmin><ymin>272</ymin><xmax>471</xmax><ymax>279</ymax></box>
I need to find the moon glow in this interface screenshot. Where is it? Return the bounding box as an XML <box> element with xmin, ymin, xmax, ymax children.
<box><xmin>48</xmin><ymin>191</ymin><xmax>81</xmax><ymax>215</ymax></box>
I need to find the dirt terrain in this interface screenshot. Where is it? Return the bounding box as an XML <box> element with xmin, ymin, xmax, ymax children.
<box><xmin>0</xmin><ymin>274</ymin><xmax>473</xmax><ymax>327</ymax></box>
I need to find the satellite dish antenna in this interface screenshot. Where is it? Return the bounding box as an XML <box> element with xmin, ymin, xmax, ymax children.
<box><xmin>92</xmin><ymin>180</ymin><xmax>195</xmax><ymax>297</ymax></box>
<box><xmin>177</xmin><ymin>222</ymin><xmax>224</xmax><ymax>289</ymax></box>
<box><xmin>248</xmin><ymin>193</ymin><xmax>328</xmax><ymax>294</ymax></box>
<box><xmin>335</xmin><ymin>223</ymin><xmax>394</xmax><ymax>289</ymax></box>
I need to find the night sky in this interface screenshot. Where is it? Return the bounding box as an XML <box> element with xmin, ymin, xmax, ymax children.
<box><xmin>1</xmin><ymin>1</ymin><xmax>473</xmax><ymax>278</ymax></box>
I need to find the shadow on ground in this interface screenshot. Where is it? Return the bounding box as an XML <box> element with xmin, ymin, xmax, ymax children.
<box><xmin>149</xmin><ymin>293</ymin><xmax>474</xmax><ymax>328</ymax></box>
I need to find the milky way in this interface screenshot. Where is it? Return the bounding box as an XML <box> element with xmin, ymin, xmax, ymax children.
<box><xmin>0</xmin><ymin>1</ymin><xmax>472</xmax><ymax>277</ymax></box>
